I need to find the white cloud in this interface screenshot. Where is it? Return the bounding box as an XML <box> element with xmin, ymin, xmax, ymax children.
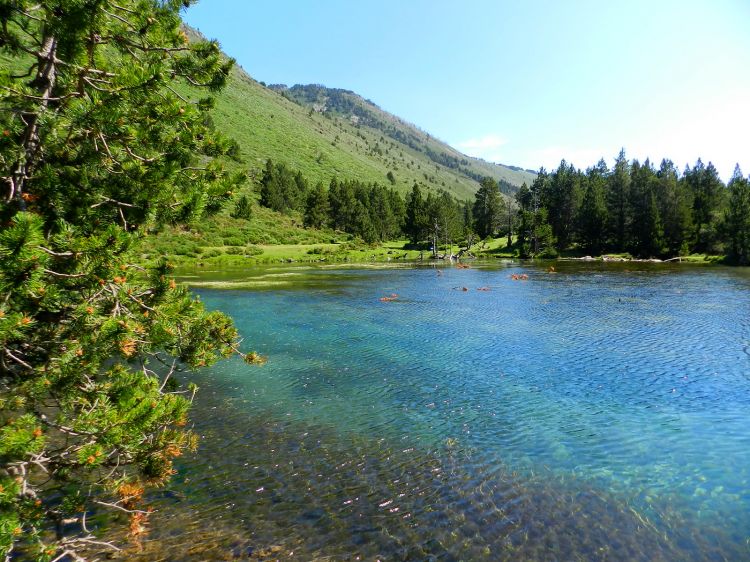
<box><xmin>456</xmin><ymin>134</ymin><xmax>509</xmax><ymax>163</ymax></box>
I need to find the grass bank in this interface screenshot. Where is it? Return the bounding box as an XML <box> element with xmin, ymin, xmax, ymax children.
<box><xmin>145</xmin><ymin>230</ymin><xmax>722</xmax><ymax>270</ymax></box>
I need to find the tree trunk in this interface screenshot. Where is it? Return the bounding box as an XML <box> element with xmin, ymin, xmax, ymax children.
<box><xmin>507</xmin><ymin>213</ymin><xmax>512</xmax><ymax>249</ymax></box>
<box><xmin>8</xmin><ymin>34</ymin><xmax>58</xmax><ymax>205</ymax></box>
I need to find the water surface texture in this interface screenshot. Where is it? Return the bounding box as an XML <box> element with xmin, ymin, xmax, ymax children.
<box><xmin>134</xmin><ymin>262</ymin><xmax>750</xmax><ymax>561</ymax></box>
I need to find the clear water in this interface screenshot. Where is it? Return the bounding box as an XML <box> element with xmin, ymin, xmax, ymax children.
<box><xmin>126</xmin><ymin>262</ymin><xmax>750</xmax><ymax>561</ymax></box>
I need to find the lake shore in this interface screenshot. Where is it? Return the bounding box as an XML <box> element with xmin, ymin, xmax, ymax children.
<box><xmin>150</xmin><ymin>237</ymin><xmax>725</xmax><ymax>270</ymax></box>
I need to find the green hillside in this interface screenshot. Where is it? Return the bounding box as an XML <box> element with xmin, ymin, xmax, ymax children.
<box><xmin>183</xmin><ymin>27</ymin><xmax>535</xmax><ymax>201</ymax></box>
<box><xmin>274</xmin><ymin>83</ymin><xmax>535</xmax><ymax>192</ymax></box>
<box><xmin>199</xmin><ymin>68</ymin><xmax>535</xmax><ymax>201</ymax></box>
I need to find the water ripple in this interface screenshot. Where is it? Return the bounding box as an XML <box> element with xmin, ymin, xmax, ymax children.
<box><xmin>113</xmin><ymin>263</ymin><xmax>750</xmax><ymax>561</ymax></box>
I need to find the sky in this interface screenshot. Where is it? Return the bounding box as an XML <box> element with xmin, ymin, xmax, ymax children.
<box><xmin>184</xmin><ymin>0</ymin><xmax>750</xmax><ymax>181</ymax></box>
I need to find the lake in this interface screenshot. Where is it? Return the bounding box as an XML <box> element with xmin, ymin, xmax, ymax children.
<box><xmin>127</xmin><ymin>261</ymin><xmax>750</xmax><ymax>561</ymax></box>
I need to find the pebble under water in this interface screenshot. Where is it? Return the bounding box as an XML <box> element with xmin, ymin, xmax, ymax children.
<box><xmin>118</xmin><ymin>262</ymin><xmax>750</xmax><ymax>561</ymax></box>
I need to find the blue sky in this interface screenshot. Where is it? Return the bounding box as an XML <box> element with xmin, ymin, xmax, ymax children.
<box><xmin>184</xmin><ymin>0</ymin><xmax>750</xmax><ymax>180</ymax></box>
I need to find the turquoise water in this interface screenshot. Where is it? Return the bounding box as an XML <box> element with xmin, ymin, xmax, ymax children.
<box><xmin>136</xmin><ymin>262</ymin><xmax>750</xmax><ymax>560</ymax></box>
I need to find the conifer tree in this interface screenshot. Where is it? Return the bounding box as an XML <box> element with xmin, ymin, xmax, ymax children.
<box><xmin>656</xmin><ymin>159</ymin><xmax>692</xmax><ymax>256</ymax></box>
<box><xmin>352</xmin><ymin>199</ymin><xmax>376</xmax><ymax>243</ymax></box>
<box><xmin>367</xmin><ymin>185</ymin><xmax>394</xmax><ymax>242</ymax></box>
<box><xmin>545</xmin><ymin>160</ymin><xmax>581</xmax><ymax>250</ymax></box>
<box><xmin>428</xmin><ymin>191</ymin><xmax>462</xmax><ymax>255</ymax></box>
<box><xmin>472</xmin><ymin>177</ymin><xmax>503</xmax><ymax>238</ymax></box>
<box><xmin>606</xmin><ymin>149</ymin><xmax>632</xmax><ymax>251</ymax></box>
<box><xmin>404</xmin><ymin>183</ymin><xmax>427</xmax><ymax>244</ymax></box>
<box><xmin>304</xmin><ymin>182</ymin><xmax>329</xmax><ymax>229</ymax></box>
<box><xmin>526</xmin><ymin>169</ymin><xmax>555</xmax><ymax>256</ymax></box>
<box><xmin>461</xmin><ymin>202</ymin><xmax>476</xmax><ymax>250</ymax></box>
<box><xmin>387</xmin><ymin>187</ymin><xmax>406</xmax><ymax>237</ymax></box>
<box><xmin>327</xmin><ymin>178</ymin><xmax>355</xmax><ymax>232</ymax></box>
<box><xmin>231</xmin><ymin>195</ymin><xmax>253</xmax><ymax>220</ymax></box>
<box><xmin>259</xmin><ymin>160</ymin><xmax>306</xmax><ymax>214</ymax></box>
<box><xmin>686</xmin><ymin>160</ymin><xmax>725</xmax><ymax>253</ymax></box>
<box><xmin>726</xmin><ymin>165</ymin><xmax>750</xmax><ymax>265</ymax></box>
<box><xmin>577</xmin><ymin>161</ymin><xmax>608</xmax><ymax>255</ymax></box>
<box><xmin>629</xmin><ymin>160</ymin><xmax>664</xmax><ymax>257</ymax></box>
<box><xmin>515</xmin><ymin>182</ymin><xmax>532</xmax><ymax>255</ymax></box>
<box><xmin>0</xmin><ymin>2</ymin><xmax>256</xmax><ymax>559</ymax></box>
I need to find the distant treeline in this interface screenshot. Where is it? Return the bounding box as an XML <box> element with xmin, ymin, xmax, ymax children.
<box><xmin>511</xmin><ymin>151</ymin><xmax>750</xmax><ymax>263</ymax></box>
<box><xmin>256</xmin><ymin>152</ymin><xmax>750</xmax><ymax>264</ymax></box>
<box><xmin>258</xmin><ymin>159</ymin><xmax>471</xmax><ymax>250</ymax></box>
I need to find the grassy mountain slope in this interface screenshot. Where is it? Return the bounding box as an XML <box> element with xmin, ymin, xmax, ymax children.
<box><xmin>184</xmin><ymin>27</ymin><xmax>534</xmax><ymax>201</ymax></box>
<box><xmin>202</xmin><ymin>68</ymin><xmax>534</xmax><ymax>201</ymax></box>
<box><xmin>275</xmin><ymin>84</ymin><xmax>535</xmax><ymax>190</ymax></box>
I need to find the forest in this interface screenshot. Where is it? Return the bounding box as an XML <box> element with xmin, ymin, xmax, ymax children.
<box><xmin>257</xmin><ymin>158</ymin><xmax>470</xmax><ymax>252</ymax></box>
<box><xmin>257</xmin><ymin>152</ymin><xmax>750</xmax><ymax>264</ymax></box>
<box><xmin>515</xmin><ymin>151</ymin><xmax>750</xmax><ymax>263</ymax></box>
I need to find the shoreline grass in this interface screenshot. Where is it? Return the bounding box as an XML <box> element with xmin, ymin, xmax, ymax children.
<box><xmin>149</xmin><ymin>235</ymin><xmax>722</xmax><ymax>271</ymax></box>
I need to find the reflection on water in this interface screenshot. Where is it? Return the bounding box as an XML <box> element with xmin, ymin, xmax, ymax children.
<box><xmin>121</xmin><ymin>262</ymin><xmax>750</xmax><ymax>560</ymax></box>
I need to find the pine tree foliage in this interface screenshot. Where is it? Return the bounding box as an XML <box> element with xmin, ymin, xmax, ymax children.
<box><xmin>259</xmin><ymin>160</ymin><xmax>307</xmax><ymax>214</ymax></box>
<box><xmin>656</xmin><ymin>159</ymin><xmax>692</xmax><ymax>256</ymax></box>
<box><xmin>0</xmin><ymin>2</ymin><xmax>257</xmax><ymax>559</ymax></box>
<box><xmin>577</xmin><ymin>161</ymin><xmax>608</xmax><ymax>254</ymax></box>
<box><xmin>303</xmin><ymin>182</ymin><xmax>328</xmax><ymax>229</ymax></box>
<box><xmin>404</xmin><ymin>183</ymin><xmax>428</xmax><ymax>244</ymax></box>
<box><xmin>607</xmin><ymin>149</ymin><xmax>632</xmax><ymax>251</ymax></box>
<box><xmin>726</xmin><ymin>166</ymin><xmax>750</xmax><ymax>265</ymax></box>
<box><xmin>472</xmin><ymin>177</ymin><xmax>503</xmax><ymax>238</ymax></box>
<box><xmin>231</xmin><ymin>195</ymin><xmax>253</xmax><ymax>220</ymax></box>
<box><xmin>510</xmin><ymin>151</ymin><xmax>746</xmax><ymax>261</ymax></box>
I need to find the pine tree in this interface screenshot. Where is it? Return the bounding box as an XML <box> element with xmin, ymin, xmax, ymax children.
<box><xmin>527</xmin><ymin>169</ymin><xmax>555</xmax><ymax>256</ymax></box>
<box><xmin>629</xmin><ymin>159</ymin><xmax>664</xmax><ymax>257</ymax></box>
<box><xmin>515</xmin><ymin>183</ymin><xmax>532</xmax><ymax>256</ymax></box>
<box><xmin>260</xmin><ymin>159</ymin><xmax>285</xmax><ymax>212</ymax></box>
<box><xmin>545</xmin><ymin>160</ymin><xmax>582</xmax><ymax>250</ymax></box>
<box><xmin>231</xmin><ymin>195</ymin><xmax>253</xmax><ymax>220</ymax></box>
<box><xmin>0</xmin><ymin>2</ymin><xmax>257</xmax><ymax>559</ymax></box>
<box><xmin>291</xmin><ymin>170</ymin><xmax>309</xmax><ymax>211</ymax></box>
<box><xmin>686</xmin><ymin>160</ymin><xmax>726</xmax><ymax>253</ymax></box>
<box><xmin>504</xmin><ymin>195</ymin><xmax>517</xmax><ymax>249</ymax></box>
<box><xmin>656</xmin><ymin>159</ymin><xmax>692</xmax><ymax>256</ymax></box>
<box><xmin>387</xmin><ymin>188</ymin><xmax>406</xmax><ymax>237</ymax></box>
<box><xmin>461</xmin><ymin>202</ymin><xmax>477</xmax><ymax>251</ymax></box>
<box><xmin>577</xmin><ymin>162</ymin><xmax>608</xmax><ymax>255</ymax></box>
<box><xmin>259</xmin><ymin>160</ymin><xmax>305</xmax><ymax>214</ymax></box>
<box><xmin>472</xmin><ymin>177</ymin><xmax>503</xmax><ymax>238</ymax></box>
<box><xmin>428</xmin><ymin>191</ymin><xmax>462</xmax><ymax>255</ymax></box>
<box><xmin>304</xmin><ymin>182</ymin><xmax>329</xmax><ymax>229</ymax></box>
<box><xmin>404</xmin><ymin>183</ymin><xmax>428</xmax><ymax>244</ymax></box>
<box><xmin>606</xmin><ymin>149</ymin><xmax>632</xmax><ymax>252</ymax></box>
<box><xmin>352</xmin><ymin>199</ymin><xmax>376</xmax><ymax>243</ymax></box>
<box><xmin>328</xmin><ymin>178</ymin><xmax>356</xmax><ymax>232</ymax></box>
<box><xmin>726</xmin><ymin>165</ymin><xmax>750</xmax><ymax>264</ymax></box>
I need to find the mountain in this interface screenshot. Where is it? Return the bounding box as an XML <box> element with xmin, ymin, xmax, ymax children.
<box><xmin>184</xmin><ymin>27</ymin><xmax>535</xmax><ymax>201</ymax></box>
<box><xmin>271</xmin><ymin>84</ymin><xmax>535</xmax><ymax>194</ymax></box>
<box><xmin>130</xmin><ymin>27</ymin><xmax>541</xmax><ymax>264</ymax></box>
